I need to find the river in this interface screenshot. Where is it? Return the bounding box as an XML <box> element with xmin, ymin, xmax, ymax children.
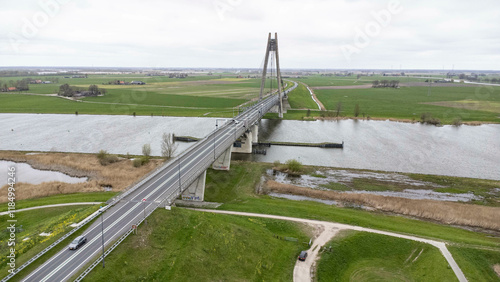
<box><xmin>0</xmin><ymin>114</ymin><xmax>498</xmax><ymax>180</ymax></box>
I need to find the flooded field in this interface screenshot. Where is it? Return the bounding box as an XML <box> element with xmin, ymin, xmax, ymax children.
<box><xmin>0</xmin><ymin>160</ymin><xmax>87</xmax><ymax>185</ymax></box>
<box><xmin>267</xmin><ymin>169</ymin><xmax>483</xmax><ymax>202</ymax></box>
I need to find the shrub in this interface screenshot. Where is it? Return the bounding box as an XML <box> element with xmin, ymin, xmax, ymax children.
<box><xmin>452</xmin><ymin>118</ymin><xmax>463</xmax><ymax>126</ymax></box>
<box><xmin>285</xmin><ymin>159</ymin><xmax>303</xmax><ymax>173</ymax></box>
<box><xmin>420</xmin><ymin>112</ymin><xmax>441</xmax><ymax>125</ymax></box>
<box><xmin>97</xmin><ymin>150</ymin><xmax>118</xmax><ymax>166</ymax></box>
<box><xmin>133</xmin><ymin>156</ymin><xmax>149</xmax><ymax>167</ymax></box>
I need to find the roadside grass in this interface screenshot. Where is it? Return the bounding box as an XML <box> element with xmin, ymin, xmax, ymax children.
<box><xmin>316</xmin><ymin>231</ymin><xmax>457</xmax><ymax>281</ymax></box>
<box><xmin>287</xmin><ymin>83</ymin><xmax>319</xmax><ymax>109</ymax></box>
<box><xmin>0</xmin><ymin>192</ymin><xmax>115</xmax><ymax>212</ymax></box>
<box><xmin>204</xmin><ymin>162</ymin><xmax>500</xmax><ymax>247</ymax></box>
<box><xmin>314</xmin><ymin>86</ymin><xmax>500</xmax><ymax>124</ymax></box>
<box><xmin>80</xmin><ymin>208</ymin><xmax>308</xmax><ymax>281</ymax></box>
<box><xmin>0</xmin><ymin>205</ymin><xmax>100</xmax><ymax>279</ymax></box>
<box><xmin>448</xmin><ymin>246</ymin><xmax>500</xmax><ymax>281</ymax></box>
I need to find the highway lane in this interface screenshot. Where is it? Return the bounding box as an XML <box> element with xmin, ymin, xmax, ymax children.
<box><xmin>20</xmin><ymin>85</ymin><xmax>296</xmax><ymax>281</ymax></box>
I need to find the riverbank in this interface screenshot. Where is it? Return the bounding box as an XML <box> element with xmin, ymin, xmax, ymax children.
<box><xmin>0</xmin><ymin>151</ymin><xmax>163</xmax><ymax>203</ymax></box>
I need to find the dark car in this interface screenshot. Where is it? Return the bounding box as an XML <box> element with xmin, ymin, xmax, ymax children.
<box><xmin>69</xmin><ymin>235</ymin><xmax>87</xmax><ymax>250</ymax></box>
<box><xmin>298</xmin><ymin>251</ymin><xmax>308</xmax><ymax>261</ymax></box>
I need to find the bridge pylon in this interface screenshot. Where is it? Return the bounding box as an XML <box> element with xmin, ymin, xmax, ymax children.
<box><xmin>259</xmin><ymin>32</ymin><xmax>284</xmax><ymax>118</ymax></box>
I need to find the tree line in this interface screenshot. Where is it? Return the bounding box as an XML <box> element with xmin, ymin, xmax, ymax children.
<box><xmin>372</xmin><ymin>80</ymin><xmax>400</xmax><ymax>88</ymax></box>
<box><xmin>58</xmin><ymin>84</ymin><xmax>107</xmax><ymax>97</ymax></box>
<box><xmin>0</xmin><ymin>78</ymin><xmax>30</xmax><ymax>91</ymax></box>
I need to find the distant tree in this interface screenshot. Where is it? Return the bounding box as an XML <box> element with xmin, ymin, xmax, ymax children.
<box><xmin>458</xmin><ymin>73</ymin><xmax>466</xmax><ymax>79</ymax></box>
<box><xmin>58</xmin><ymin>84</ymin><xmax>74</xmax><ymax>96</ymax></box>
<box><xmin>306</xmin><ymin>109</ymin><xmax>311</xmax><ymax>117</ymax></box>
<box><xmin>161</xmin><ymin>133</ymin><xmax>177</xmax><ymax>159</ymax></box>
<box><xmin>372</xmin><ymin>80</ymin><xmax>380</xmax><ymax>88</ymax></box>
<box><xmin>335</xmin><ymin>102</ymin><xmax>342</xmax><ymax>117</ymax></box>
<box><xmin>491</xmin><ymin>78</ymin><xmax>499</xmax><ymax>84</ymax></box>
<box><xmin>484</xmin><ymin>78</ymin><xmax>490</xmax><ymax>83</ymax></box>
<box><xmin>354</xmin><ymin>103</ymin><xmax>360</xmax><ymax>117</ymax></box>
<box><xmin>88</xmin><ymin>84</ymin><xmax>99</xmax><ymax>95</ymax></box>
<box><xmin>142</xmin><ymin>144</ymin><xmax>151</xmax><ymax>157</ymax></box>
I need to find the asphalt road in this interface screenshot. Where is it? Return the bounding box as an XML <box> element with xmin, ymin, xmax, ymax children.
<box><xmin>20</xmin><ymin>88</ymin><xmax>291</xmax><ymax>281</ymax></box>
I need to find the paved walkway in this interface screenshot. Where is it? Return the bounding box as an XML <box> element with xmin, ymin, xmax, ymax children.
<box><xmin>189</xmin><ymin>209</ymin><xmax>467</xmax><ymax>282</ymax></box>
<box><xmin>0</xmin><ymin>202</ymin><xmax>101</xmax><ymax>216</ymax></box>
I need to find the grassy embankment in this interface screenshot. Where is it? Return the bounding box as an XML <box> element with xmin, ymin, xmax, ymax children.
<box><xmin>79</xmin><ymin>208</ymin><xmax>309</xmax><ymax>281</ymax></box>
<box><xmin>0</xmin><ymin>206</ymin><xmax>100</xmax><ymax>278</ymax></box>
<box><xmin>316</xmin><ymin>231</ymin><xmax>457</xmax><ymax>281</ymax></box>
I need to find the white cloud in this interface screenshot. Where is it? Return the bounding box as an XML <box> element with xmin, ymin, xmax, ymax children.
<box><xmin>0</xmin><ymin>0</ymin><xmax>499</xmax><ymax>69</ymax></box>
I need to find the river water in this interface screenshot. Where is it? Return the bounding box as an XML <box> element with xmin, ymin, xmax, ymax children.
<box><xmin>0</xmin><ymin>160</ymin><xmax>87</xmax><ymax>185</ymax></box>
<box><xmin>0</xmin><ymin>114</ymin><xmax>498</xmax><ymax>180</ymax></box>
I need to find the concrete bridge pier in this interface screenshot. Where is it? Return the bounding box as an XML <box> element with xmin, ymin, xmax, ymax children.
<box><xmin>232</xmin><ymin>124</ymin><xmax>259</xmax><ymax>154</ymax></box>
<box><xmin>212</xmin><ymin>147</ymin><xmax>232</xmax><ymax>171</ymax></box>
<box><xmin>181</xmin><ymin>170</ymin><xmax>206</xmax><ymax>201</ymax></box>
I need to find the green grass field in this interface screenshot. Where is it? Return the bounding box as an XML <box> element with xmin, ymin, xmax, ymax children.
<box><xmin>0</xmin><ymin>205</ymin><xmax>100</xmax><ymax>277</ymax></box>
<box><xmin>314</xmin><ymin>86</ymin><xmax>500</xmax><ymax>124</ymax></box>
<box><xmin>287</xmin><ymin>82</ymin><xmax>319</xmax><ymax>109</ymax></box>
<box><xmin>80</xmin><ymin>208</ymin><xmax>308</xmax><ymax>281</ymax></box>
<box><xmin>448</xmin><ymin>246</ymin><xmax>500</xmax><ymax>281</ymax></box>
<box><xmin>316</xmin><ymin>231</ymin><xmax>457</xmax><ymax>281</ymax></box>
<box><xmin>0</xmin><ymin>74</ymin><xmax>282</xmax><ymax>116</ymax></box>
<box><xmin>294</xmin><ymin>74</ymin><xmax>428</xmax><ymax>87</ymax></box>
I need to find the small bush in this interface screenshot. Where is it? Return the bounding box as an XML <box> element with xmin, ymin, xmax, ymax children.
<box><xmin>97</xmin><ymin>150</ymin><xmax>118</xmax><ymax>166</ymax></box>
<box><xmin>420</xmin><ymin>112</ymin><xmax>441</xmax><ymax>125</ymax></box>
<box><xmin>133</xmin><ymin>156</ymin><xmax>150</xmax><ymax>167</ymax></box>
<box><xmin>452</xmin><ymin>118</ymin><xmax>463</xmax><ymax>126</ymax></box>
<box><xmin>273</xmin><ymin>160</ymin><xmax>281</xmax><ymax>167</ymax></box>
<box><xmin>285</xmin><ymin>159</ymin><xmax>303</xmax><ymax>173</ymax></box>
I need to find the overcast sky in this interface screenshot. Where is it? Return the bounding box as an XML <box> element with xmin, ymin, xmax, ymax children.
<box><xmin>1</xmin><ymin>0</ymin><xmax>499</xmax><ymax>70</ymax></box>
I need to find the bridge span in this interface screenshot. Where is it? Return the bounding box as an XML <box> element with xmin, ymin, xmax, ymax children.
<box><xmin>13</xmin><ymin>81</ymin><xmax>297</xmax><ymax>282</ymax></box>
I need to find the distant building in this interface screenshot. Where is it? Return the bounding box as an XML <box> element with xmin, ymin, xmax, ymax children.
<box><xmin>7</xmin><ymin>87</ymin><xmax>17</xmax><ymax>91</ymax></box>
<box><xmin>43</xmin><ymin>81</ymin><xmax>52</xmax><ymax>84</ymax></box>
<box><xmin>130</xmin><ymin>81</ymin><xmax>145</xmax><ymax>85</ymax></box>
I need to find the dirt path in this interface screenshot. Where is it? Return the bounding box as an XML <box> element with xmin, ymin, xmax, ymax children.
<box><xmin>0</xmin><ymin>202</ymin><xmax>101</xmax><ymax>215</ymax></box>
<box><xmin>293</xmin><ymin>224</ymin><xmax>340</xmax><ymax>282</ymax></box>
<box><xmin>300</xmin><ymin>82</ymin><xmax>325</xmax><ymax>111</ymax></box>
<box><xmin>188</xmin><ymin>209</ymin><xmax>467</xmax><ymax>282</ymax></box>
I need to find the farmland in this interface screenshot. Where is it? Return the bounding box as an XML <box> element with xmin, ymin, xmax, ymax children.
<box><xmin>0</xmin><ymin>75</ymin><xmax>279</xmax><ymax>117</ymax></box>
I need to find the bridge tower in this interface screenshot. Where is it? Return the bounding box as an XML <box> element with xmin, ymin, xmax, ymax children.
<box><xmin>259</xmin><ymin>32</ymin><xmax>284</xmax><ymax>118</ymax></box>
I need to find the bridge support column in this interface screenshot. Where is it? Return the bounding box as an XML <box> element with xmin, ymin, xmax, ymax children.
<box><xmin>251</xmin><ymin>124</ymin><xmax>258</xmax><ymax>143</ymax></box>
<box><xmin>212</xmin><ymin>147</ymin><xmax>232</xmax><ymax>170</ymax></box>
<box><xmin>231</xmin><ymin>131</ymin><xmax>253</xmax><ymax>154</ymax></box>
<box><xmin>181</xmin><ymin>170</ymin><xmax>206</xmax><ymax>201</ymax></box>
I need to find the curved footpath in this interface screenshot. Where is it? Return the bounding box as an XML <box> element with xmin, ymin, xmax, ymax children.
<box><xmin>189</xmin><ymin>209</ymin><xmax>467</xmax><ymax>282</ymax></box>
<box><xmin>0</xmin><ymin>202</ymin><xmax>101</xmax><ymax>216</ymax></box>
